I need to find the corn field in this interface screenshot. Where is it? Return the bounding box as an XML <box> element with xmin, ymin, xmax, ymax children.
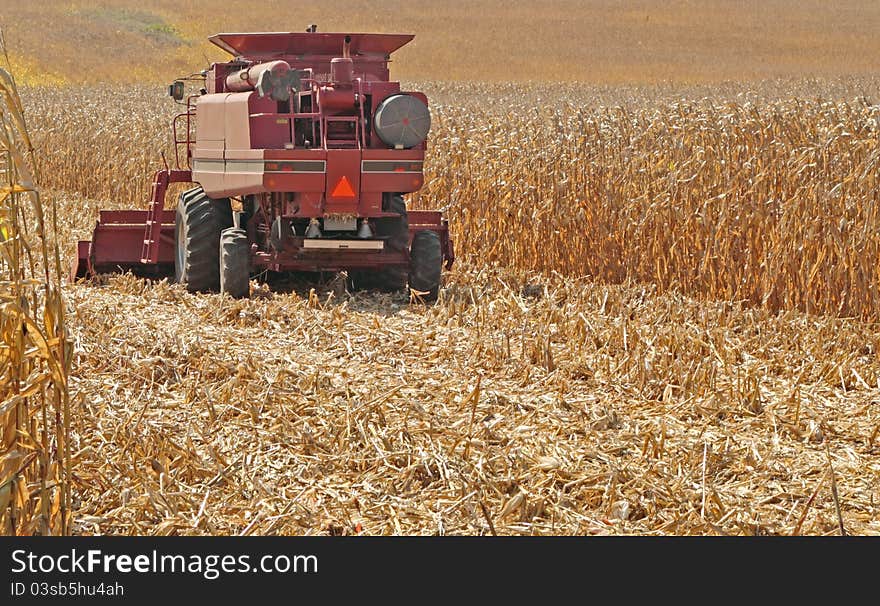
<box><xmin>0</xmin><ymin>67</ymin><xmax>70</xmax><ymax>535</ymax></box>
<box><xmin>24</xmin><ymin>81</ymin><xmax>880</xmax><ymax>320</ymax></box>
<box><xmin>7</xmin><ymin>77</ymin><xmax>880</xmax><ymax>535</ymax></box>
<box><xmin>420</xmin><ymin>86</ymin><xmax>880</xmax><ymax>320</ymax></box>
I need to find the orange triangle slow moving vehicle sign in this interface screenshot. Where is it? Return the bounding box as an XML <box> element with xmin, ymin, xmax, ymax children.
<box><xmin>331</xmin><ymin>175</ymin><xmax>356</xmax><ymax>198</ymax></box>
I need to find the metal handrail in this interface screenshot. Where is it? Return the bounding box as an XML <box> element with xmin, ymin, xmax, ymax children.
<box><xmin>171</xmin><ymin>95</ymin><xmax>197</xmax><ymax>169</ymax></box>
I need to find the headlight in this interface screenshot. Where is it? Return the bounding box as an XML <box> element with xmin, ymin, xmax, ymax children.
<box><xmin>373</xmin><ymin>94</ymin><xmax>431</xmax><ymax>149</ymax></box>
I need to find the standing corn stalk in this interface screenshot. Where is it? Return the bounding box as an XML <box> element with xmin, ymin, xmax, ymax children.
<box><xmin>0</xmin><ymin>54</ymin><xmax>71</xmax><ymax>535</ymax></box>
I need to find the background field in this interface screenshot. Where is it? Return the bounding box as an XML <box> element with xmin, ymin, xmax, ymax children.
<box><xmin>4</xmin><ymin>2</ymin><xmax>880</xmax><ymax>535</ymax></box>
<box><xmin>2</xmin><ymin>1</ymin><xmax>880</xmax><ymax>84</ymax></box>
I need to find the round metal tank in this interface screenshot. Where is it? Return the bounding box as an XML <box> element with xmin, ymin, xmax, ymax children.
<box><xmin>373</xmin><ymin>94</ymin><xmax>431</xmax><ymax>149</ymax></box>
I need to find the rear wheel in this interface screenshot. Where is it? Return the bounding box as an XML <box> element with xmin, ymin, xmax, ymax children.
<box><xmin>174</xmin><ymin>187</ymin><xmax>232</xmax><ymax>292</ymax></box>
<box><xmin>349</xmin><ymin>193</ymin><xmax>408</xmax><ymax>292</ymax></box>
<box><xmin>379</xmin><ymin>193</ymin><xmax>410</xmax><ymax>252</ymax></box>
<box><xmin>220</xmin><ymin>227</ymin><xmax>250</xmax><ymax>298</ymax></box>
<box><xmin>409</xmin><ymin>230</ymin><xmax>442</xmax><ymax>302</ymax></box>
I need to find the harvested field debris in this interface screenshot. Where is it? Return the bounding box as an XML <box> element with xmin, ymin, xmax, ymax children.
<box><xmin>66</xmin><ymin>270</ymin><xmax>880</xmax><ymax>535</ymax></box>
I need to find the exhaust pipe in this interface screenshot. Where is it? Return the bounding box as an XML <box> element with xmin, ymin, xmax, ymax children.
<box><xmin>330</xmin><ymin>35</ymin><xmax>354</xmax><ymax>84</ymax></box>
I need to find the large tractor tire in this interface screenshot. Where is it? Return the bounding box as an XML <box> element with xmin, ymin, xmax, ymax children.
<box><xmin>408</xmin><ymin>230</ymin><xmax>442</xmax><ymax>302</ymax></box>
<box><xmin>380</xmin><ymin>193</ymin><xmax>410</xmax><ymax>252</ymax></box>
<box><xmin>349</xmin><ymin>193</ymin><xmax>408</xmax><ymax>292</ymax></box>
<box><xmin>220</xmin><ymin>227</ymin><xmax>250</xmax><ymax>299</ymax></box>
<box><xmin>174</xmin><ymin>187</ymin><xmax>232</xmax><ymax>292</ymax></box>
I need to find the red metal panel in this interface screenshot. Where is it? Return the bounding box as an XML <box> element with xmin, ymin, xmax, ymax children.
<box><xmin>325</xmin><ymin>149</ymin><xmax>360</xmax><ymax>214</ymax></box>
<box><xmin>263</xmin><ymin>172</ymin><xmax>325</xmax><ymax>193</ymax></box>
<box><xmin>262</xmin><ymin>150</ymin><xmax>326</xmax><ymax>195</ymax></box>
<box><xmin>361</xmin><ymin>149</ymin><xmax>423</xmax><ymax>159</ymax></box>
<box><xmin>93</xmin><ymin>224</ymin><xmax>150</xmax><ymax>265</ymax></box>
<box><xmin>90</xmin><ymin>211</ymin><xmax>174</xmax><ymax>267</ymax></box>
<box><xmin>99</xmin><ymin>210</ymin><xmax>173</xmax><ymax>224</ymax></box>
<box><xmin>359</xmin><ymin>191</ymin><xmax>382</xmax><ymax>216</ymax></box>
<box><xmin>263</xmin><ymin>149</ymin><xmax>327</xmax><ymax>160</ymax></box>
<box><xmin>248</xmin><ymin>93</ymin><xmax>285</xmax><ymax>149</ymax></box>
<box><xmin>250</xmin><ymin>115</ymin><xmax>291</xmax><ymax>149</ymax></box>
<box><xmin>252</xmin><ymin>248</ymin><xmax>409</xmax><ymax>273</ymax></box>
<box><xmin>361</xmin><ymin>172</ymin><xmax>423</xmax><ymax>193</ymax></box>
<box><xmin>295</xmin><ymin>192</ymin><xmax>323</xmax><ymax>216</ymax></box>
<box><xmin>209</xmin><ymin>33</ymin><xmax>414</xmax><ymax>58</ymax></box>
<box><xmin>360</xmin><ymin>148</ymin><xmax>425</xmax><ymax>193</ymax></box>
<box><xmin>408</xmin><ymin>211</ymin><xmax>443</xmax><ymax>226</ymax></box>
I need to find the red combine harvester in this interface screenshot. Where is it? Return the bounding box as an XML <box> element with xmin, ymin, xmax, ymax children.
<box><xmin>73</xmin><ymin>29</ymin><xmax>454</xmax><ymax>300</ymax></box>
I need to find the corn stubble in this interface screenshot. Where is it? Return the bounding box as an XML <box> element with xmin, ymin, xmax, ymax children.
<box><xmin>16</xmin><ymin>78</ymin><xmax>880</xmax><ymax>535</ymax></box>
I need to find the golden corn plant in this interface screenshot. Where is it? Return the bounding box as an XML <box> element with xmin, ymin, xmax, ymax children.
<box><xmin>0</xmin><ymin>61</ymin><xmax>71</xmax><ymax>535</ymax></box>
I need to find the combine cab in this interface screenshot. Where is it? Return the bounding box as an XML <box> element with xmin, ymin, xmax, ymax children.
<box><xmin>73</xmin><ymin>29</ymin><xmax>454</xmax><ymax>300</ymax></box>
